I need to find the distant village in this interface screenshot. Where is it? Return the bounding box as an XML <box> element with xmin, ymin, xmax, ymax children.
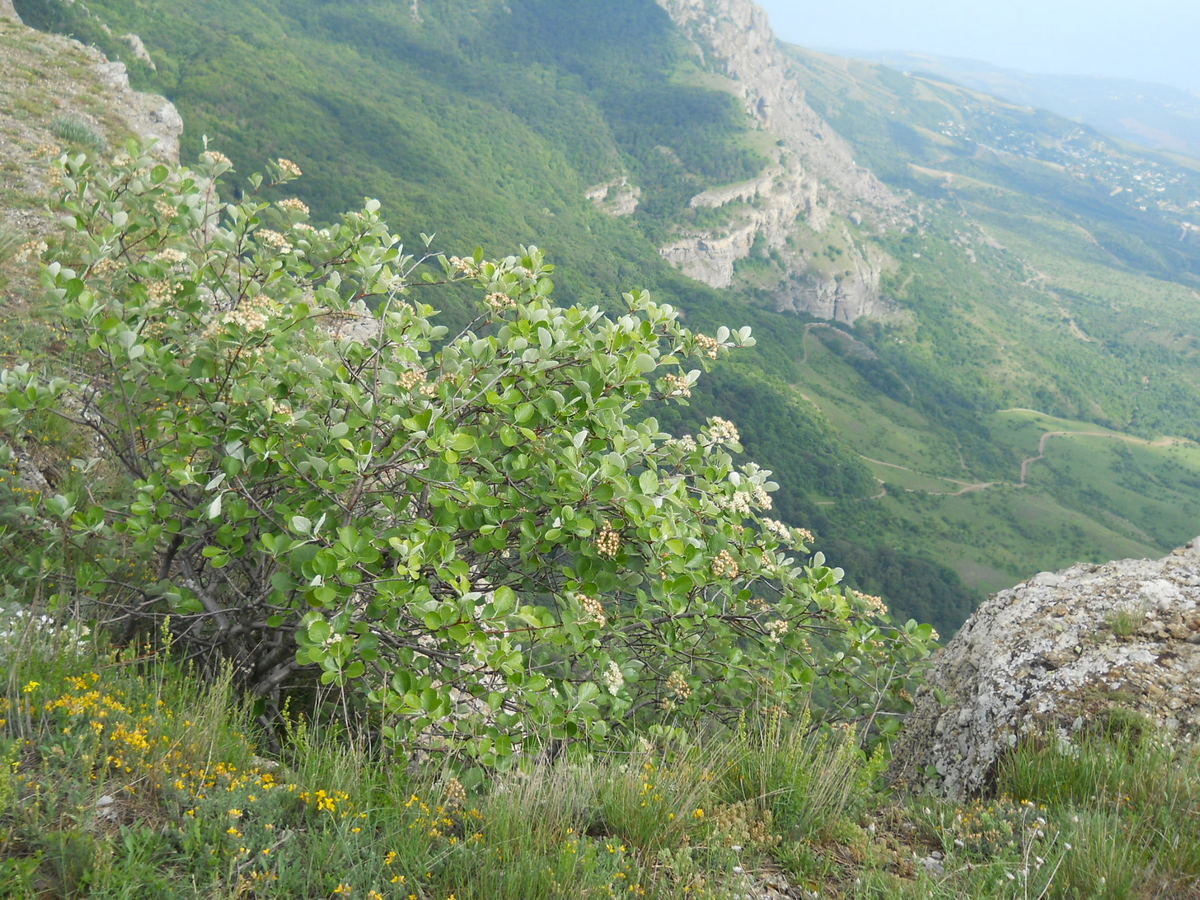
<box><xmin>935</xmin><ymin>104</ymin><xmax>1200</xmax><ymax>236</ymax></box>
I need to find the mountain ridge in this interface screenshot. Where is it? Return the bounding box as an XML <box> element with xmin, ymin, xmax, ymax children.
<box><xmin>851</xmin><ymin>49</ymin><xmax>1200</xmax><ymax>161</ymax></box>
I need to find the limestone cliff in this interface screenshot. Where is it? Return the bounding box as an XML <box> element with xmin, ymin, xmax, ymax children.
<box><xmin>584</xmin><ymin>177</ymin><xmax>641</xmax><ymax>217</ymax></box>
<box><xmin>653</xmin><ymin>0</ymin><xmax>904</xmax><ymax>322</ymax></box>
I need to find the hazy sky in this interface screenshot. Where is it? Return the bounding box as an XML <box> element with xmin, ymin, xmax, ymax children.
<box><xmin>755</xmin><ymin>0</ymin><xmax>1200</xmax><ymax>93</ymax></box>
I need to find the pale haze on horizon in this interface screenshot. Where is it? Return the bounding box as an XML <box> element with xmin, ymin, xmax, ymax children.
<box><xmin>755</xmin><ymin>0</ymin><xmax>1200</xmax><ymax>93</ymax></box>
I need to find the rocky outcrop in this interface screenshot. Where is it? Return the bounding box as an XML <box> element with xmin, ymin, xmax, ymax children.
<box><xmin>776</xmin><ymin>236</ymin><xmax>896</xmax><ymax>324</ymax></box>
<box><xmin>94</xmin><ymin>59</ymin><xmax>182</xmax><ymax>161</ymax></box>
<box><xmin>891</xmin><ymin>538</ymin><xmax>1200</xmax><ymax>799</ymax></box>
<box><xmin>656</xmin><ymin>0</ymin><xmax>897</xmax><ymax>218</ymax></box>
<box><xmin>122</xmin><ymin>32</ymin><xmax>156</xmax><ymax>70</ymax></box>
<box><xmin>0</xmin><ymin>10</ymin><xmax>182</xmax><ymax>287</ymax></box>
<box><xmin>659</xmin><ymin>163</ymin><xmax>813</xmax><ymax>288</ymax></box>
<box><xmin>584</xmin><ymin>177</ymin><xmax>640</xmax><ymax>217</ymax></box>
<box><xmin>652</xmin><ymin>0</ymin><xmax>905</xmax><ymax>320</ymax></box>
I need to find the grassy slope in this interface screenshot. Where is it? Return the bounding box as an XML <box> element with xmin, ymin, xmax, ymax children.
<box><xmin>4</xmin><ymin>626</ymin><xmax>1199</xmax><ymax>898</ymax></box>
<box><xmin>775</xmin><ymin>49</ymin><xmax>1200</xmax><ymax>592</ymax></box>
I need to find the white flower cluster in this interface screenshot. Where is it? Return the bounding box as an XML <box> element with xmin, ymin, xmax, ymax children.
<box><xmin>595</xmin><ymin>524</ymin><xmax>620</xmax><ymax>558</ymax></box>
<box><xmin>0</xmin><ymin>607</ymin><xmax>92</xmax><ymax>657</ymax></box>
<box><xmin>725</xmin><ymin>491</ymin><xmax>752</xmax><ymax>517</ymax></box>
<box><xmin>146</xmin><ymin>279</ymin><xmax>182</xmax><ymax>305</ymax></box>
<box><xmin>485</xmin><ymin>291</ymin><xmax>514</xmax><ymax>312</ymax></box>
<box><xmin>15</xmin><ymin>240</ymin><xmax>48</xmax><ymax>262</ymax></box>
<box><xmin>201</xmin><ymin>149</ymin><xmax>232</xmax><ymax>168</ymax></box>
<box><xmin>762</xmin><ymin>518</ymin><xmax>791</xmax><ymax>542</ymax></box>
<box><xmin>277</xmin><ymin>197</ymin><xmax>309</xmax><ymax>216</ymax></box>
<box><xmin>694</xmin><ymin>333</ymin><xmax>721</xmax><ymax>359</ymax></box>
<box><xmin>668</xmin><ymin>435</ymin><xmax>697</xmax><ymax>453</ymax></box>
<box><xmin>850</xmin><ymin>589</ymin><xmax>889</xmax><ymax>617</ymax></box>
<box><xmin>576</xmin><ymin>593</ymin><xmax>607</xmax><ymax>628</ymax></box>
<box><xmin>706</xmin><ymin>416</ymin><xmax>740</xmax><ymax>445</ymax></box>
<box><xmin>666</xmin><ymin>670</ymin><xmax>691</xmax><ymax>699</ymax></box>
<box><xmin>204</xmin><ymin>295</ymin><xmax>278</xmax><ymax>335</ymax></box>
<box><xmin>663</xmin><ymin>373</ymin><xmax>692</xmax><ymax>398</ymax></box>
<box><xmin>257</xmin><ymin>229</ymin><xmax>294</xmax><ymax>254</ymax></box>
<box><xmin>448</xmin><ymin>256</ymin><xmax>480</xmax><ymax>277</ymax></box>
<box><xmin>712</xmin><ymin>549</ymin><xmax>739</xmax><ymax>579</ymax></box>
<box><xmin>154</xmin><ymin>248</ymin><xmax>189</xmax><ymax>272</ymax></box>
<box><xmin>398</xmin><ymin>369</ymin><xmax>425</xmax><ymax>391</ymax></box>
<box><xmin>603</xmin><ymin>660</ymin><xmax>624</xmax><ymax>695</ymax></box>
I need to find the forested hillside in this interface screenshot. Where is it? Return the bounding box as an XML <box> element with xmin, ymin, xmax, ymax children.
<box><xmin>13</xmin><ymin>0</ymin><xmax>1200</xmax><ymax>635</ymax></box>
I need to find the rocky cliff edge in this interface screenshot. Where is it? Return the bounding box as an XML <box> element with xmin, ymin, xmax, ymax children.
<box><xmin>891</xmin><ymin>537</ymin><xmax>1200</xmax><ymax>799</ymax></box>
<box><xmin>0</xmin><ymin>9</ymin><xmax>182</xmax><ymax>239</ymax></box>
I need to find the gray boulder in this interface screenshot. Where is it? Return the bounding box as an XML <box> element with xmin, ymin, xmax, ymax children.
<box><xmin>890</xmin><ymin>538</ymin><xmax>1200</xmax><ymax>798</ymax></box>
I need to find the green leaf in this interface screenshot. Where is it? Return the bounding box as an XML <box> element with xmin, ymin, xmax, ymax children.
<box><xmin>306</xmin><ymin>619</ymin><xmax>331</xmax><ymax>645</ymax></box>
<box><xmin>638</xmin><ymin>470</ymin><xmax>658</xmax><ymax>494</ymax></box>
<box><xmin>492</xmin><ymin>585</ymin><xmax>516</xmax><ymax>615</ymax></box>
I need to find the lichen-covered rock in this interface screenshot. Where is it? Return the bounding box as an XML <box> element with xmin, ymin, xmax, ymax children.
<box><xmin>890</xmin><ymin>537</ymin><xmax>1200</xmax><ymax>799</ymax></box>
<box><xmin>93</xmin><ymin>59</ymin><xmax>182</xmax><ymax>161</ymax></box>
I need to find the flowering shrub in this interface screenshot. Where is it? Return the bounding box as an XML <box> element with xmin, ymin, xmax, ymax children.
<box><xmin>0</xmin><ymin>145</ymin><xmax>935</xmax><ymax>763</ymax></box>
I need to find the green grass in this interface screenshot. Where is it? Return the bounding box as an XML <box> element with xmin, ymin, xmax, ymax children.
<box><xmin>49</xmin><ymin>115</ymin><xmax>105</xmax><ymax>154</ymax></box>
<box><xmin>0</xmin><ymin>619</ymin><xmax>874</xmax><ymax>898</ymax></box>
<box><xmin>4</xmin><ymin>610</ymin><xmax>1199</xmax><ymax>897</ymax></box>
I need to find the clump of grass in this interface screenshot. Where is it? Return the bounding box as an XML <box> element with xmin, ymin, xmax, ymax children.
<box><xmin>49</xmin><ymin>115</ymin><xmax>106</xmax><ymax>154</ymax></box>
<box><xmin>0</xmin><ymin>225</ymin><xmax>19</xmax><ymax>267</ymax></box>
<box><xmin>0</xmin><ymin>616</ymin><xmax>866</xmax><ymax>897</ymax></box>
<box><xmin>997</xmin><ymin>715</ymin><xmax>1200</xmax><ymax>897</ymax></box>
<box><xmin>1104</xmin><ymin>604</ymin><xmax>1145</xmax><ymax>637</ymax></box>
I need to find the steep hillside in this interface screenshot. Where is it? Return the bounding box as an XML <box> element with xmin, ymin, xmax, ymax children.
<box><xmin>9</xmin><ymin>0</ymin><xmax>981</xmax><ymax>632</ymax></box>
<box><xmin>0</xmin><ymin>4</ymin><xmax>180</xmax><ymax>345</ymax></box>
<box><xmin>13</xmin><ymin>0</ymin><xmax>1200</xmax><ymax>635</ymax></box>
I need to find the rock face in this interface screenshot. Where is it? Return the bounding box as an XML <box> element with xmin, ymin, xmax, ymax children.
<box><xmin>0</xmin><ymin>0</ymin><xmax>20</xmax><ymax>23</ymax></box>
<box><xmin>584</xmin><ymin>177</ymin><xmax>640</xmax><ymax>217</ymax></box>
<box><xmin>656</xmin><ymin>0</ymin><xmax>897</xmax><ymax>217</ymax></box>
<box><xmin>652</xmin><ymin>0</ymin><xmax>905</xmax><ymax>321</ymax></box>
<box><xmin>659</xmin><ymin>164</ymin><xmax>812</xmax><ymax>289</ymax></box>
<box><xmin>891</xmin><ymin>538</ymin><xmax>1200</xmax><ymax>799</ymax></box>
<box><xmin>94</xmin><ymin>59</ymin><xmax>183</xmax><ymax>161</ymax></box>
